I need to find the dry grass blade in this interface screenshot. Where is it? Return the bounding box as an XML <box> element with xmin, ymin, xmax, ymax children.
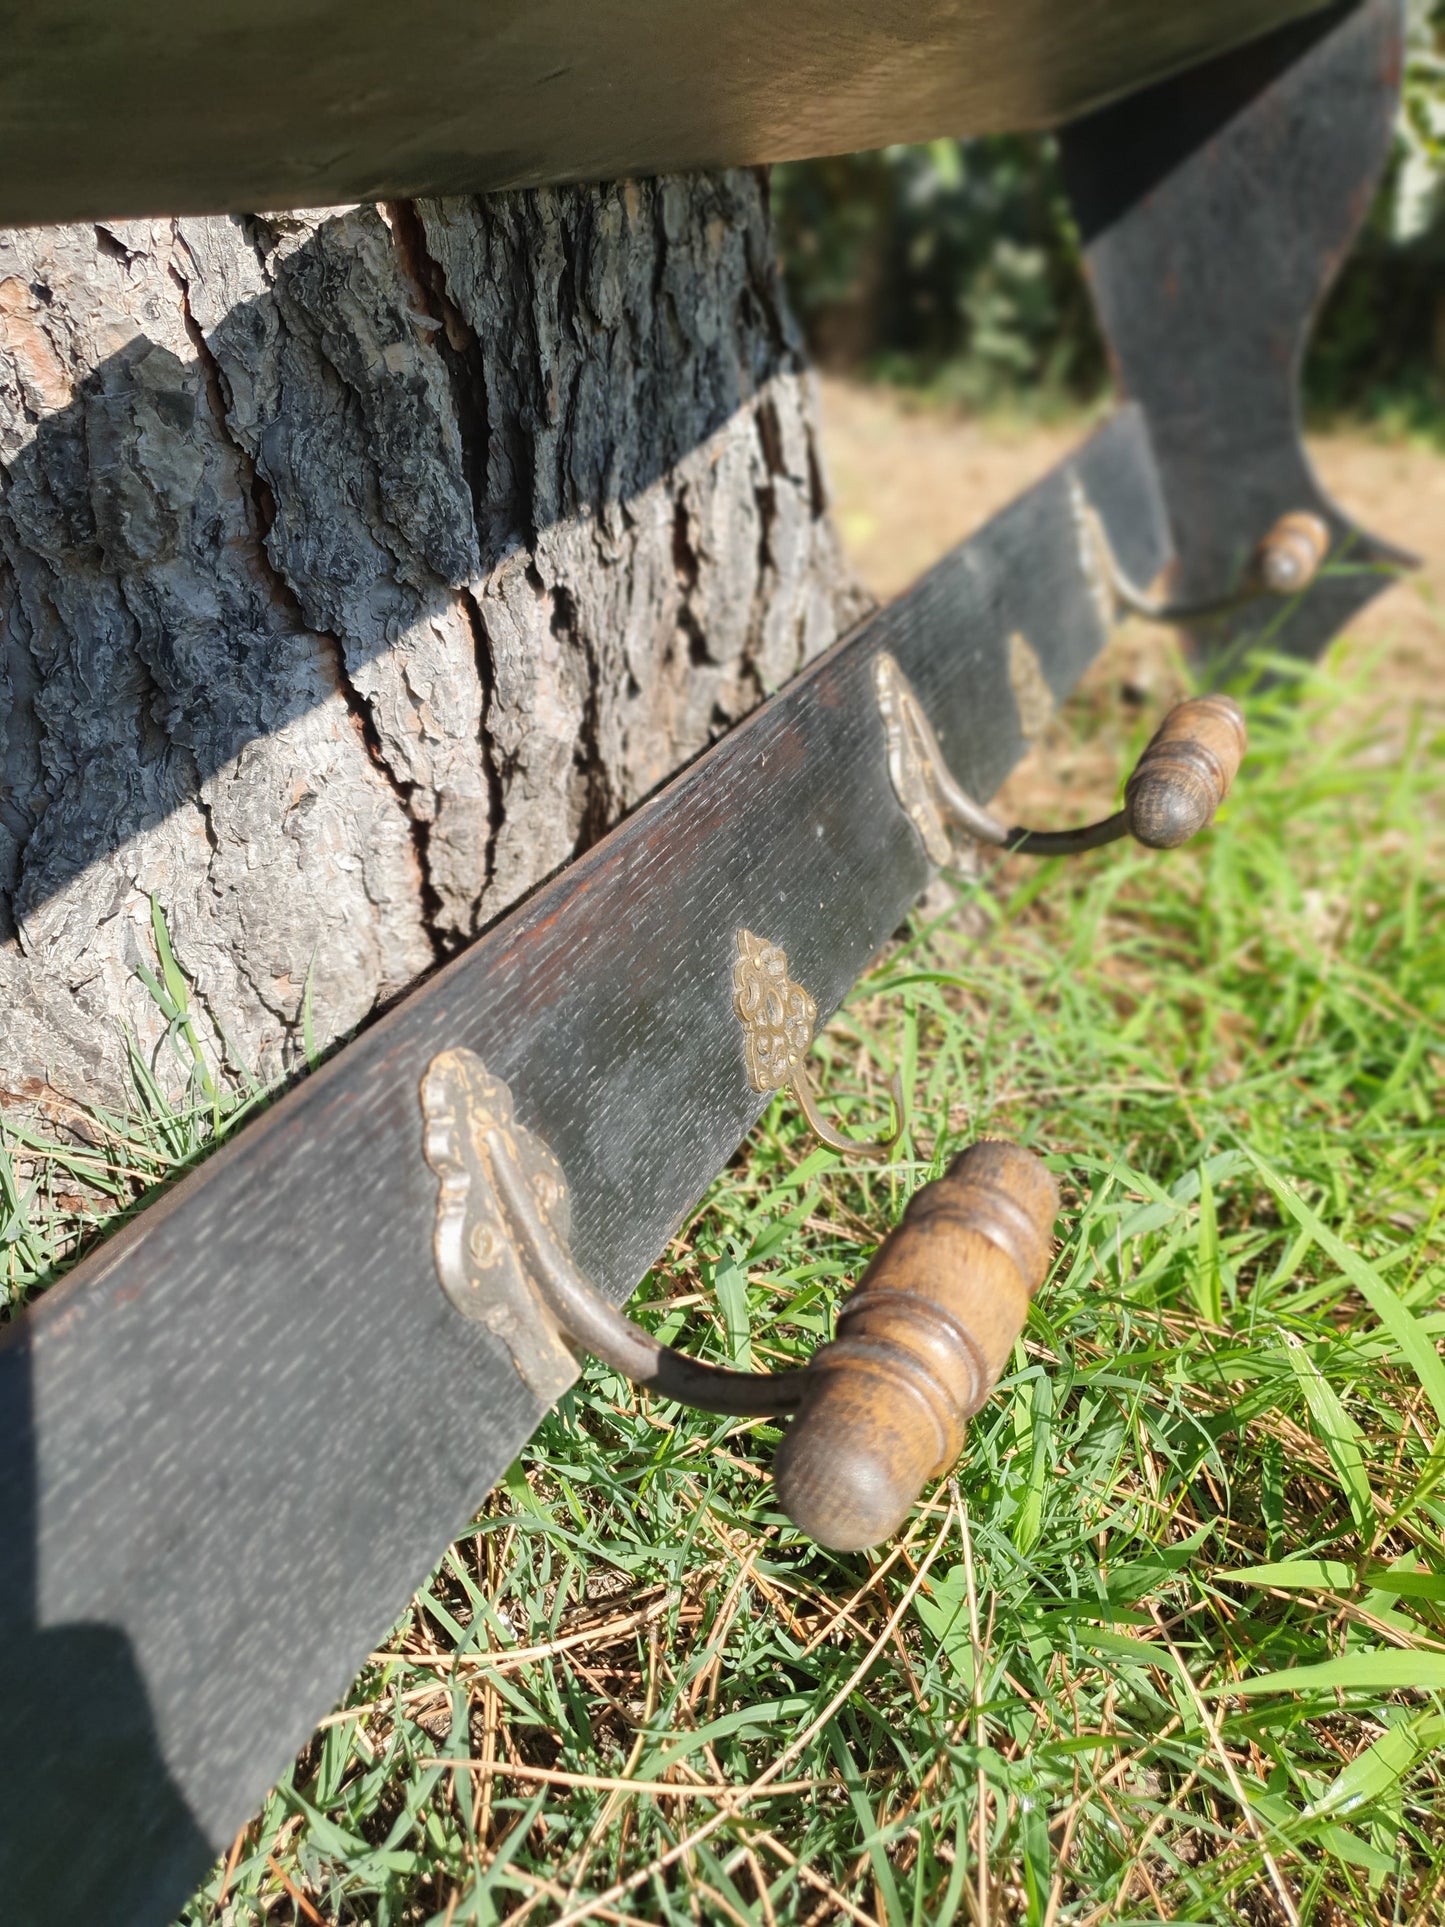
<box><xmin>545</xmin><ymin>1509</ymin><xmax>953</xmax><ymax>1927</ymax></box>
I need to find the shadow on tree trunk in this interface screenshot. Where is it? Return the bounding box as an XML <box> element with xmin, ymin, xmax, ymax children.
<box><xmin>0</xmin><ymin>182</ymin><xmax>863</xmax><ymax>1110</ymax></box>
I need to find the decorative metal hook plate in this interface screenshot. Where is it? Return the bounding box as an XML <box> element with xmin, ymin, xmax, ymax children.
<box><xmin>1008</xmin><ymin>632</ymin><xmax>1055</xmax><ymax>744</ymax></box>
<box><xmin>732</xmin><ymin>929</ymin><xmax>904</xmax><ymax>1158</ymax></box>
<box><xmin>732</xmin><ymin>928</ymin><xmax>818</xmax><ymax>1094</ymax></box>
<box><xmin>873</xmin><ymin>645</ymin><xmax>1058</xmax><ymax>864</ymax></box>
<box><xmin>421</xmin><ymin>1046</ymin><xmax>807</xmax><ymax>1418</ymax></box>
<box><xmin>421</xmin><ymin>1048</ymin><xmax>580</xmax><ymax>1404</ymax></box>
<box><xmin>1070</xmin><ymin>474</ymin><xmax>1122</xmax><ymax>635</ymax></box>
<box><xmin>873</xmin><ymin>653</ymin><xmax>955</xmax><ymax>866</ymax></box>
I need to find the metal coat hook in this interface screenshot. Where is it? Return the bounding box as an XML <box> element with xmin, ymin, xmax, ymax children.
<box><xmin>422</xmin><ymin>1043</ymin><xmax>1059</xmax><ymax>1551</ymax></box>
<box><xmin>732</xmin><ymin>928</ymin><xmax>905</xmax><ymax>1160</ymax></box>
<box><xmin>875</xmin><ymin>652</ymin><xmax>1245</xmax><ymax>865</ymax></box>
<box><xmin>1072</xmin><ymin>475</ymin><xmax>1330</xmax><ymax>627</ymax></box>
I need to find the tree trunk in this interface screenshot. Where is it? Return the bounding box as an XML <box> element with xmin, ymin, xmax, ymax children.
<box><xmin>0</xmin><ymin>177</ymin><xmax>865</xmax><ymax>1111</ymax></box>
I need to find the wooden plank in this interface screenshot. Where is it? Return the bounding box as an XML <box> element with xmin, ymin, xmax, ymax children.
<box><xmin>1</xmin><ymin>0</ymin><xmax>1327</xmax><ymax>228</ymax></box>
<box><xmin>0</xmin><ymin>409</ymin><xmax>1170</xmax><ymax>1924</ymax></box>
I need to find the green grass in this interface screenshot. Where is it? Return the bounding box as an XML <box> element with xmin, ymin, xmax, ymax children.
<box><xmin>0</xmin><ymin>896</ymin><xmax>266</xmax><ymax>1319</ymax></box>
<box><xmin>5</xmin><ymin>638</ymin><xmax>1444</xmax><ymax>1925</ymax></box>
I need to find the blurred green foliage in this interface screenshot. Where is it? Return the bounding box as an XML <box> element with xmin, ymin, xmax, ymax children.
<box><xmin>773</xmin><ymin>2</ymin><xmax>1445</xmax><ymax>429</ymax></box>
<box><xmin>774</xmin><ymin>137</ymin><xmax>1103</xmax><ymax>411</ymax></box>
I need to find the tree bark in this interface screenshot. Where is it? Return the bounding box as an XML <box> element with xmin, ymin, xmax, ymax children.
<box><xmin>0</xmin><ymin>177</ymin><xmax>865</xmax><ymax>1110</ymax></box>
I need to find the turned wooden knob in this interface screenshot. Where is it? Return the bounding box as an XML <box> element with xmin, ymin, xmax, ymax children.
<box><xmin>774</xmin><ymin>1141</ymin><xmax>1059</xmax><ymax>1551</ymax></box>
<box><xmin>1123</xmin><ymin>694</ymin><xmax>1246</xmax><ymax>850</ymax></box>
<box><xmin>1254</xmin><ymin>510</ymin><xmax>1329</xmax><ymax>595</ymax></box>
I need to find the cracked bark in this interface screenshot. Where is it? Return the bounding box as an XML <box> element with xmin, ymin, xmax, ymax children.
<box><xmin>0</xmin><ymin>178</ymin><xmax>866</xmax><ymax>1112</ymax></box>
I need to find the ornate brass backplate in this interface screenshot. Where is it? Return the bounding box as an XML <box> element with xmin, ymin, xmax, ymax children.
<box><xmin>873</xmin><ymin>653</ymin><xmax>956</xmax><ymax>866</ymax></box>
<box><xmin>420</xmin><ymin>1048</ymin><xmax>580</xmax><ymax>1404</ymax></box>
<box><xmin>732</xmin><ymin>929</ymin><xmax>818</xmax><ymax>1093</ymax></box>
<box><xmin>1069</xmin><ymin>472</ymin><xmax>1121</xmax><ymax>636</ymax></box>
<box><xmin>1008</xmin><ymin>632</ymin><xmax>1055</xmax><ymax>743</ymax></box>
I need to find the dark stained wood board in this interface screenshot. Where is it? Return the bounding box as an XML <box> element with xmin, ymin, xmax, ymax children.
<box><xmin>0</xmin><ymin>408</ymin><xmax>1169</xmax><ymax>1925</ymax></box>
<box><xmin>0</xmin><ymin>0</ymin><xmax>1327</xmax><ymax>227</ymax></box>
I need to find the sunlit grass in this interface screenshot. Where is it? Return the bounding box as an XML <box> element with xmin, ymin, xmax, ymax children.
<box><xmin>0</xmin><ymin>897</ymin><xmax>269</xmax><ymax>1320</ymax></box>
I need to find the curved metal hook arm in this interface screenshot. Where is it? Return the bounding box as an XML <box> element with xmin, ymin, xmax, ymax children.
<box><xmin>902</xmin><ymin>720</ymin><xmax>1130</xmax><ymax>856</ymax></box>
<box><xmin>1003</xmin><ymin>811</ymin><xmax>1132</xmax><ymax>856</ymax></box>
<box><xmin>1075</xmin><ymin>477</ymin><xmax>1333</xmax><ymax>627</ymax></box>
<box><xmin>789</xmin><ymin>1061</ymin><xmax>905</xmax><ymax>1162</ymax></box>
<box><xmin>485</xmin><ymin>1133</ymin><xmax>809</xmax><ymax>1417</ymax></box>
<box><xmin>875</xmin><ymin>653</ymin><xmax>1245</xmax><ymax>864</ymax></box>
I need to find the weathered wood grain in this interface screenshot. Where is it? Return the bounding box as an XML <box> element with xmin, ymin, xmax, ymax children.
<box><xmin>1</xmin><ymin>1</ymin><xmax>1328</xmax><ymax>228</ymax></box>
<box><xmin>0</xmin><ymin>410</ymin><xmax>1169</xmax><ymax>1925</ymax></box>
